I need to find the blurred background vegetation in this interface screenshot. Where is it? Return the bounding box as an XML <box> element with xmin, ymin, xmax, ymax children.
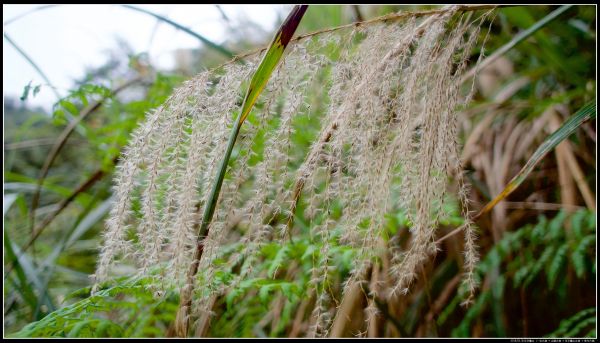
<box><xmin>3</xmin><ymin>4</ymin><xmax>596</xmax><ymax>338</ymax></box>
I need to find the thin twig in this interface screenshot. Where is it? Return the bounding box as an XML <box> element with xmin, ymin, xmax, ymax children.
<box><xmin>4</xmin><ymin>138</ymin><xmax>85</xmax><ymax>150</ymax></box>
<box><xmin>28</xmin><ymin>77</ymin><xmax>143</xmax><ymax>241</ymax></box>
<box><xmin>227</xmin><ymin>5</ymin><xmax>506</xmax><ymax>65</ymax></box>
<box><xmin>435</xmin><ymin>226</ymin><xmax>464</xmax><ymax>245</ymax></box>
<box><xmin>504</xmin><ymin>201</ymin><xmax>585</xmax><ymax>212</ymax></box>
<box><xmin>4</xmin><ymin>157</ymin><xmax>116</xmax><ymax>279</ymax></box>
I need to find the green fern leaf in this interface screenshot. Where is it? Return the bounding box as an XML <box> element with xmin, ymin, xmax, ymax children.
<box><xmin>571</xmin><ymin>234</ymin><xmax>595</xmax><ymax>278</ymax></box>
<box><xmin>524</xmin><ymin>245</ymin><xmax>556</xmax><ymax>287</ymax></box>
<box><xmin>547</xmin><ymin>244</ymin><xmax>568</xmax><ymax>289</ymax></box>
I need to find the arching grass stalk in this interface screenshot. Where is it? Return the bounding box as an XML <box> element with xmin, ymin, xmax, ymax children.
<box><xmin>438</xmin><ymin>101</ymin><xmax>596</xmax><ymax>244</ymax></box>
<box><xmin>477</xmin><ymin>102</ymin><xmax>596</xmax><ymax>217</ymax></box>
<box><xmin>120</xmin><ymin>5</ymin><xmax>238</xmax><ymax>61</ymax></box>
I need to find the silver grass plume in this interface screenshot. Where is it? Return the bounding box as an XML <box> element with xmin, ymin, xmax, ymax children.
<box><xmin>95</xmin><ymin>7</ymin><xmax>491</xmax><ymax>335</ymax></box>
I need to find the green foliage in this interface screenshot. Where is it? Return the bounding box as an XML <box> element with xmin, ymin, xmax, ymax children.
<box><xmin>51</xmin><ymin>84</ymin><xmax>112</xmax><ymax>125</ymax></box>
<box><xmin>4</xmin><ymin>231</ymin><xmax>39</xmax><ymax>316</ymax></box>
<box><xmin>206</xmin><ymin>234</ymin><xmax>359</xmax><ymax>337</ymax></box>
<box><xmin>11</xmin><ymin>276</ymin><xmax>178</xmax><ymax>338</ymax></box>
<box><xmin>446</xmin><ymin>209</ymin><xmax>596</xmax><ymax>337</ymax></box>
<box><xmin>4</xmin><ymin>51</ymin><xmax>184</xmax><ymax>335</ymax></box>
<box><xmin>547</xmin><ymin>308</ymin><xmax>596</xmax><ymax>338</ymax></box>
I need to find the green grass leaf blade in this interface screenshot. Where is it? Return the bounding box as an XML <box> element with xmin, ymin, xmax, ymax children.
<box><xmin>9</xmin><ymin>241</ymin><xmax>57</xmax><ymax>317</ymax></box>
<box><xmin>65</xmin><ymin>195</ymin><xmax>114</xmax><ymax>248</ymax></box>
<box><xmin>238</xmin><ymin>5</ymin><xmax>309</xmax><ymax>123</ymax></box>
<box><xmin>197</xmin><ymin>4</ymin><xmax>308</xmax><ymax>241</ymax></box>
<box><xmin>121</xmin><ymin>5</ymin><xmax>237</xmax><ymax>60</ymax></box>
<box><xmin>478</xmin><ymin>102</ymin><xmax>596</xmax><ymax>217</ymax></box>
<box><xmin>4</xmin><ymin>230</ymin><xmax>38</xmax><ymax>313</ymax></box>
<box><xmin>38</xmin><ymin>195</ymin><xmax>114</xmax><ymax>298</ymax></box>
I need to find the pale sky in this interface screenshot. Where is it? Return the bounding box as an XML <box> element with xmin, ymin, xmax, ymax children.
<box><xmin>3</xmin><ymin>4</ymin><xmax>286</xmax><ymax>111</ymax></box>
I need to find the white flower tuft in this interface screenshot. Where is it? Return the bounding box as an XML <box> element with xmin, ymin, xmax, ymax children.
<box><xmin>95</xmin><ymin>10</ymin><xmax>490</xmax><ymax>332</ymax></box>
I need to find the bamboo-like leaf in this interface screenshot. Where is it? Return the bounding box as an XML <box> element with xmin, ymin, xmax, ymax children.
<box><xmin>40</xmin><ymin>195</ymin><xmax>114</xmax><ymax>267</ymax></box>
<box><xmin>477</xmin><ymin>102</ymin><xmax>596</xmax><ymax>217</ymax></box>
<box><xmin>65</xmin><ymin>195</ymin><xmax>114</xmax><ymax>248</ymax></box>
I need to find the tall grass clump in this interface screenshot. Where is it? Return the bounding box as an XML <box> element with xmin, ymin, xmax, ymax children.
<box><xmin>94</xmin><ymin>6</ymin><xmax>493</xmax><ymax>336</ymax></box>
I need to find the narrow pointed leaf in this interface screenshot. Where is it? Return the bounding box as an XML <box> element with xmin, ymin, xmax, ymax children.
<box><xmin>197</xmin><ymin>4</ymin><xmax>308</xmax><ymax>240</ymax></box>
<box><xmin>477</xmin><ymin>102</ymin><xmax>596</xmax><ymax>217</ymax></box>
<box><xmin>4</xmin><ymin>230</ymin><xmax>38</xmax><ymax>312</ymax></box>
<box><xmin>121</xmin><ymin>5</ymin><xmax>237</xmax><ymax>60</ymax></box>
<box><xmin>238</xmin><ymin>5</ymin><xmax>309</xmax><ymax>123</ymax></box>
<box><xmin>7</xmin><ymin>237</ymin><xmax>56</xmax><ymax>315</ymax></box>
